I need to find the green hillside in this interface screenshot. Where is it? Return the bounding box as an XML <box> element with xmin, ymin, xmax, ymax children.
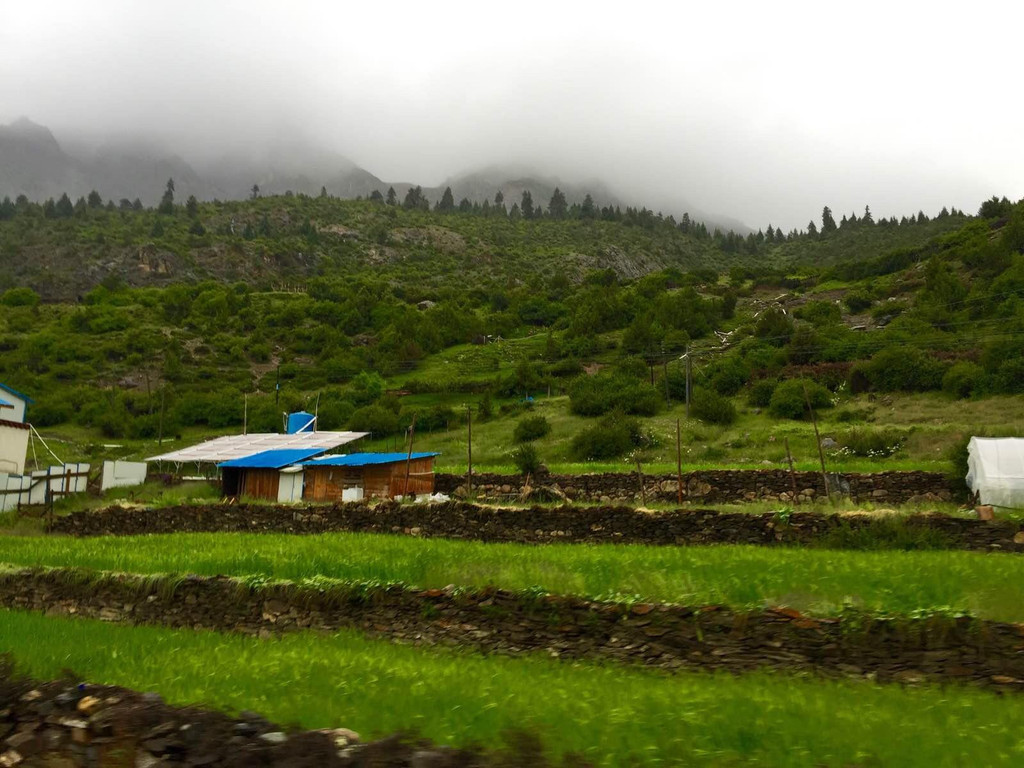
<box><xmin>0</xmin><ymin>190</ymin><xmax>1020</xmax><ymax>474</ymax></box>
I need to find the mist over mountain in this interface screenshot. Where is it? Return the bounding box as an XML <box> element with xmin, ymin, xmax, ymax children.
<box><xmin>0</xmin><ymin>118</ymin><xmax>751</xmax><ymax>233</ymax></box>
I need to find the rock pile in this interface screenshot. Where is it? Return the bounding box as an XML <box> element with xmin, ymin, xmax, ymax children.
<box><xmin>0</xmin><ymin>661</ymin><xmax>567</xmax><ymax>766</ymax></box>
<box><xmin>49</xmin><ymin>501</ymin><xmax>1024</xmax><ymax>552</ymax></box>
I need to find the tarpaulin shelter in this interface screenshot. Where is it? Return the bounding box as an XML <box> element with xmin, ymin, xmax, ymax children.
<box><xmin>966</xmin><ymin>437</ymin><xmax>1024</xmax><ymax>508</ymax></box>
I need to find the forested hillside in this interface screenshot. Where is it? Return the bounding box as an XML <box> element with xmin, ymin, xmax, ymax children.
<box><xmin>0</xmin><ymin>183</ymin><xmax>1019</xmax><ymax>462</ymax></box>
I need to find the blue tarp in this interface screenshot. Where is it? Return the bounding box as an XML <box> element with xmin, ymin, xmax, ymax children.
<box><xmin>218</xmin><ymin>448</ymin><xmax>327</xmax><ymax>469</ymax></box>
<box><xmin>302</xmin><ymin>452</ymin><xmax>439</xmax><ymax>468</ymax></box>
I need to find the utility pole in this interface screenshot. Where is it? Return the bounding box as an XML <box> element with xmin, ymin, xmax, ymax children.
<box><xmin>157</xmin><ymin>388</ymin><xmax>166</xmax><ymax>446</ymax></box>
<box><xmin>685</xmin><ymin>346</ymin><xmax>692</xmax><ymax>419</ymax></box>
<box><xmin>466</xmin><ymin>405</ymin><xmax>473</xmax><ymax>495</ymax></box>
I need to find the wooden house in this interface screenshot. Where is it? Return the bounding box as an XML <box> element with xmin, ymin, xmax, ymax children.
<box><xmin>301</xmin><ymin>452</ymin><xmax>439</xmax><ymax>502</ymax></box>
<box><xmin>218</xmin><ymin>448</ymin><xmax>328</xmax><ymax>501</ymax></box>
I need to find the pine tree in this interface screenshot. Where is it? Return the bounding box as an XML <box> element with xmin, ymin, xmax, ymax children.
<box><xmin>509</xmin><ymin>203</ymin><xmax>521</xmax><ymax>221</ymax></box>
<box><xmin>494</xmin><ymin>190</ymin><xmax>504</xmax><ymax>206</ymax></box>
<box><xmin>185</xmin><ymin>195</ymin><xmax>199</xmax><ymax>217</ymax></box>
<box><xmin>807</xmin><ymin>220</ymin><xmax>818</xmax><ymax>237</ymax></box>
<box><xmin>250</xmin><ymin>184</ymin><xmax>260</xmax><ymax>200</ymax></box>
<box><xmin>87</xmin><ymin>190</ymin><xmax>103</xmax><ymax>208</ymax></box>
<box><xmin>369</xmin><ymin>189</ymin><xmax>384</xmax><ymax>203</ymax></box>
<box><xmin>132</xmin><ymin>198</ymin><xmax>143</xmax><ymax>211</ymax></box>
<box><xmin>520</xmin><ymin>190</ymin><xmax>534</xmax><ymax>220</ymax></box>
<box><xmin>438</xmin><ymin>186</ymin><xmax>455</xmax><ymax>213</ymax></box>
<box><xmin>547</xmin><ymin>187</ymin><xmax>567</xmax><ymax>219</ymax></box>
<box><xmin>862</xmin><ymin>205</ymin><xmax>874</xmax><ymax>225</ymax></box>
<box><xmin>821</xmin><ymin>206</ymin><xmax>837</xmax><ymax>234</ymax></box>
<box><xmin>320</xmin><ymin>186</ymin><xmax>328</xmax><ymax>198</ymax></box>
<box><xmin>765</xmin><ymin>224</ymin><xmax>775</xmax><ymax>241</ymax></box>
<box><xmin>386</xmin><ymin>186</ymin><xmax>397</xmax><ymax>206</ymax></box>
<box><xmin>458</xmin><ymin>197</ymin><xmax>472</xmax><ymax>213</ymax></box>
<box><xmin>55</xmin><ymin>193</ymin><xmax>74</xmax><ymax>218</ymax></box>
<box><xmin>158</xmin><ymin>179</ymin><xmax>175</xmax><ymax>215</ymax></box>
<box><xmin>580</xmin><ymin>193</ymin><xmax>596</xmax><ymax>219</ymax></box>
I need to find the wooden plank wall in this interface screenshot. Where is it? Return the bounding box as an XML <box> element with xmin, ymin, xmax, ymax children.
<box><xmin>303</xmin><ymin>458</ymin><xmax>435</xmax><ymax>501</ymax></box>
<box><xmin>240</xmin><ymin>468</ymin><xmax>280</xmax><ymax>501</ymax></box>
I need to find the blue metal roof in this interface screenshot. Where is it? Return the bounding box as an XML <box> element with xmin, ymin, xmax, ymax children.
<box><xmin>0</xmin><ymin>383</ymin><xmax>33</xmax><ymax>404</ymax></box>
<box><xmin>218</xmin><ymin>448</ymin><xmax>327</xmax><ymax>469</ymax></box>
<box><xmin>302</xmin><ymin>452</ymin><xmax>439</xmax><ymax>468</ymax></box>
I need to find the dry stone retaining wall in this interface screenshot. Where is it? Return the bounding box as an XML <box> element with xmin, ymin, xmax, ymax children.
<box><xmin>49</xmin><ymin>501</ymin><xmax>1024</xmax><ymax>552</ymax></box>
<box><xmin>2</xmin><ymin>568</ymin><xmax>1024</xmax><ymax>692</ymax></box>
<box><xmin>0</xmin><ymin>664</ymin><xmax>550</xmax><ymax>767</ymax></box>
<box><xmin>436</xmin><ymin>469</ymin><xmax>957</xmax><ymax>505</ymax></box>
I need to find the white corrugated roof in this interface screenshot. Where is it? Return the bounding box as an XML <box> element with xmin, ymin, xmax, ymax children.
<box><xmin>147</xmin><ymin>431</ymin><xmax>368</xmax><ymax>464</ymax></box>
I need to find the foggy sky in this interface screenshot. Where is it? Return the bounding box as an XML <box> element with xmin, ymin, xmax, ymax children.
<box><xmin>2</xmin><ymin>0</ymin><xmax>1021</xmax><ymax>231</ymax></box>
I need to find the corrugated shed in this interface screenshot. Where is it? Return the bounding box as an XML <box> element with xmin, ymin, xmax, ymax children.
<box><xmin>303</xmin><ymin>452</ymin><xmax>440</xmax><ymax>467</ymax></box>
<box><xmin>147</xmin><ymin>431</ymin><xmax>368</xmax><ymax>463</ymax></box>
<box><xmin>218</xmin><ymin>448</ymin><xmax>327</xmax><ymax>469</ymax></box>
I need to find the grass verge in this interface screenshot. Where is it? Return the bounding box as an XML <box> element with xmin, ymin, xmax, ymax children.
<box><xmin>3</xmin><ymin>609</ymin><xmax>1024</xmax><ymax>767</ymax></box>
<box><xmin>4</xmin><ymin>532</ymin><xmax>1024</xmax><ymax>619</ymax></box>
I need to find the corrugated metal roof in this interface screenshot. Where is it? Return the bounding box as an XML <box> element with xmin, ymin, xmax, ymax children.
<box><xmin>218</xmin><ymin>448</ymin><xmax>328</xmax><ymax>469</ymax></box>
<box><xmin>0</xmin><ymin>383</ymin><xmax>33</xmax><ymax>404</ymax></box>
<box><xmin>147</xmin><ymin>431</ymin><xmax>369</xmax><ymax>464</ymax></box>
<box><xmin>302</xmin><ymin>452</ymin><xmax>439</xmax><ymax>468</ymax></box>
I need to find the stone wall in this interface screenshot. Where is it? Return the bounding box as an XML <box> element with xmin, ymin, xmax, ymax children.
<box><xmin>436</xmin><ymin>469</ymin><xmax>957</xmax><ymax>505</ymax></box>
<box><xmin>2</xmin><ymin>568</ymin><xmax>1024</xmax><ymax>691</ymax></box>
<box><xmin>0</xmin><ymin>665</ymin><xmax>545</xmax><ymax>767</ymax></box>
<box><xmin>49</xmin><ymin>501</ymin><xmax>1024</xmax><ymax>552</ymax></box>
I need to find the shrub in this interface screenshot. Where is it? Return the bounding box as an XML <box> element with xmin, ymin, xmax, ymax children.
<box><xmin>747</xmin><ymin>379</ymin><xmax>777</xmax><ymax>408</ymax></box>
<box><xmin>754</xmin><ymin>308</ymin><xmax>794</xmax><ymax>346</ymax></box>
<box><xmin>861</xmin><ymin>347</ymin><xmax>945</xmax><ymax>392</ymax></box>
<box><xmin>838</xmin><ymin>429</ymin><xmax>906</xmax><ymax>458</ymax></box>
<box><xmin>690</xmin><ymin>389</ymin><xmax>737</xmax><ymax>425</ymax></box>
<box><xmin>843</xmin><ymin>290</ymin><xmax>874</xmax><ymax>313</ymax></box>
<box><xmin>768</xmin><ymin>379</ymin><xmax>832</xmax><ymax>420</ymax></box>
<box><xmin>348</xmin><ymin>404</ymin><xmax>400</xmax><ymax>435</ymax></box>
<box><xmin>570</xmin><ymin>413</ymin><xmax>645</xmax><ymax>460</ymax></box>
<box><xmin>942</xmin><ymin>361</ymin><xmax>986</xmax><ymax>399</ymax></box>
<box><xmin>0</xmin><ymin>287</ymin><xmax>40</xmax><ymax>307</ymax></box>
<box><xmin>794</xmin><ymin>300</ymin><xmax>841</xmax><ymax>326</ymax></box>
<box><xmin>568</xmin><ymin>375</ymin><xmax>661</xmax><ymax>417</ymax></box>
<box><xmin>709</xmin><ymin>359</ymin><xmax>749</xmax><ymax>396</ymax></box>
<box><xmin>476</xmin><ymin>392</ymin><xmax>493</xmax><ymax>421</ymax></box>
<box><xmin>513</xmin><ymin>414</ymin><xmax>551</xmax><ymax>443</ymax></box>
<box><xmin>511</xmin><ymin>444</ymin><xmax>543</xmax><ymax>475</ymax></box>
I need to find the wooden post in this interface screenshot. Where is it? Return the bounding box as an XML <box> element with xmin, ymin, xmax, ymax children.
<box><xmin>784</xmin><ymin>437</ymin><xmax>799</xmax><ymax>505</ymax></box>
<box><xmin>663</xmin><ymin>358</ymin><xmax>670</xmax><ymax>406</ymax></box>
<box><xmin>802</xmin><ymin>383</ymin><xmax>830</xmax><ymax>500</ymax></box>
<box><xmin>685</xmin><ymin>347</ymin><xmax>692</xmax><ymax>419</ymax></box>
<box><xmin>675</xmin><ymin>419</ymin><xmax>683</xmax><ymax>506</ymax></box>
<box><xmin>157</xmin><ymin>388</ymin><xmax>166</xmax><ymax>446</ymax></box>
<box><xmin>466</xmin><ymin>405</ymin><xmax>473</xmax><ymax>495</ymax></box>
<box><xmin>636</xmin><ymin>459</ymin><xmax>646</xmax><ymax>506</ymax></box>
<box><xmin>243</xmin><ymin>393</ymin><xmax>248</xmax><ymax>436</ymax></box>
<box><xmin>402</xmin><ymin>415</ymin><xmax>417</xmax><ymax>499</ymax></box>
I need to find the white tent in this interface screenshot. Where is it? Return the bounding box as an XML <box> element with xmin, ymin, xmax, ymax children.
<box><xmin>966</xmin><ymin>437</ymin><xmax>1024</xmax><ymax>508</ymax></box>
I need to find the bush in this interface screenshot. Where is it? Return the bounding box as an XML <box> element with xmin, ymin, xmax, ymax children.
<box><xmin>570</xmin><ymin>413</ymin><xmax>645</xmax><ymax>460</ymax></box>
<box><xmin>511</xmin><ymin>444</ymin><xmax>543</xmax><ymax>475</ymax></box>
<box><xmin>513</xmin><ymin>414</ymin><xmax>551</xmax><ymax>443</ymax></box>
<box><xmin>942</xmin><ymin>361</ymin><xmax>986</xmax><ymax>399</ymax></box>
<box><xmin>861</xmin><ymin>347</ymin><xmax>945</xmax><ymax>392</ymax></box>
<box><xmin>0</xmin><ymin>287</ymin><xmax>40</xmax><ymax>307</ymax></box>
<box><xmin>843</xmin><ymin>290</ymin><xmax>874</xmax><ymax>313</ymax></box>
<box><xmin>838</xmin><ymin>429</ymin><xmax>906</xmax><ymax>458</ymax></box>
<box><xmin>754</xmin><ymin>308</ymin><xmax>794</xmax><ymax>346</ymax></box>
<box><xmin>709</xmin><ymin>359</ymin><xmax>749</xmax><ymax>396</ymax></box>
<box><xmin>768</xmin><ymin>379</ymin><xmax>833</xmax><ymax>420</ymax></box>
<box><xmin>747</xmin><ymin>379</ymin><xmax>777</xmax><ymax>408</ymax></box>
<box><xmin>568</xmin><ymin>375</ymin><xmax>661</xmax><ymax>417</ymax></box>
<box><xmin>690</xmin><ymin>389</ymin><xmax>737</xmax><ymax>425</ymax></box>
<box><xmin>348</xmin><ymin>404</ymin><xmax>400</xmax><ymax>435</ymax></box>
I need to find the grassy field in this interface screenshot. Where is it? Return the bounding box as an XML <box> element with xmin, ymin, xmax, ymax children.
<box><xmin>2</xmin><ymin>609</ymin><xmax>1023</xmax><ymax>767</ymax></box>
<box><xmin>31</xmin><ymin>388</ymin><xmax>1023</xmax><ymax>477</ymax></box>
<box><xmin>5</xmin><ymin>532</ymin><xmax>1024</xmax><ymax>619</ymax></box>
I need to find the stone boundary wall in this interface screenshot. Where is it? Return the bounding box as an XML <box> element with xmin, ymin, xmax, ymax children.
<box><xmin>0</xmin><ymin>666</ymin><xmax>546</xmax><ymax>767</ymax></box>
<box><xmin>436</xmin><ymin>469</ymin><xmax>957</xmax><ymax>505</ymax></box>
<box><xmin>2</xmin><ymin>568</ymin><xmax>1024</xmax><ymax>691</ymax></box>
<box><xmin>49</xmin><ymin>501</ymin><xmax>1024</xmax><ymax>552</ymax></box>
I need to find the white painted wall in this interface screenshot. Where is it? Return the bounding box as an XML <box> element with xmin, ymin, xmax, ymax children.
<box><xmin>0</xmin><ymin>423</ymin><xmax>29</xmax><ymax>474</ymax></box>
<box><xmin>0</xmin><ymin>473</ymin><xmax>32</xmax><ymax>512</ymax></box>
<box><xmin>0</xmin><ymin>390</ymin><xmax>28</xmax><ymax>424</ymax></box>
<box><xmin>28</xmin><ymin>464</ymin><xmax>90</xmax><ymax>505</ymax></box>
<box><xmin>277</xmin><ymin>469</ymin><xmax>304</xmax><ymax>503</ymax></box>
<box><xmin>101</xmin><ymin>460</ymin><xmax>148</xmax><ymax>491</ymax></box>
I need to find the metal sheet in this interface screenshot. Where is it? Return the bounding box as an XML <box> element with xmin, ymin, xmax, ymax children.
<box><xmin>147</xmin><ymin>432</ymin><xmax>368</xmax><ymax>464</ymax></box>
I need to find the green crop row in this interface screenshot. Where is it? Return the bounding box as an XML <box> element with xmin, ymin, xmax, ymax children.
<box><xmin>2</xmin><ymin>609</ymin><xmax>1022</xmax><ymax>767</ymax></box>
<box><xmin>4</xmin><ymin>531</ymin><xmax>1024</xmax><ymax>619</ymax></box>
